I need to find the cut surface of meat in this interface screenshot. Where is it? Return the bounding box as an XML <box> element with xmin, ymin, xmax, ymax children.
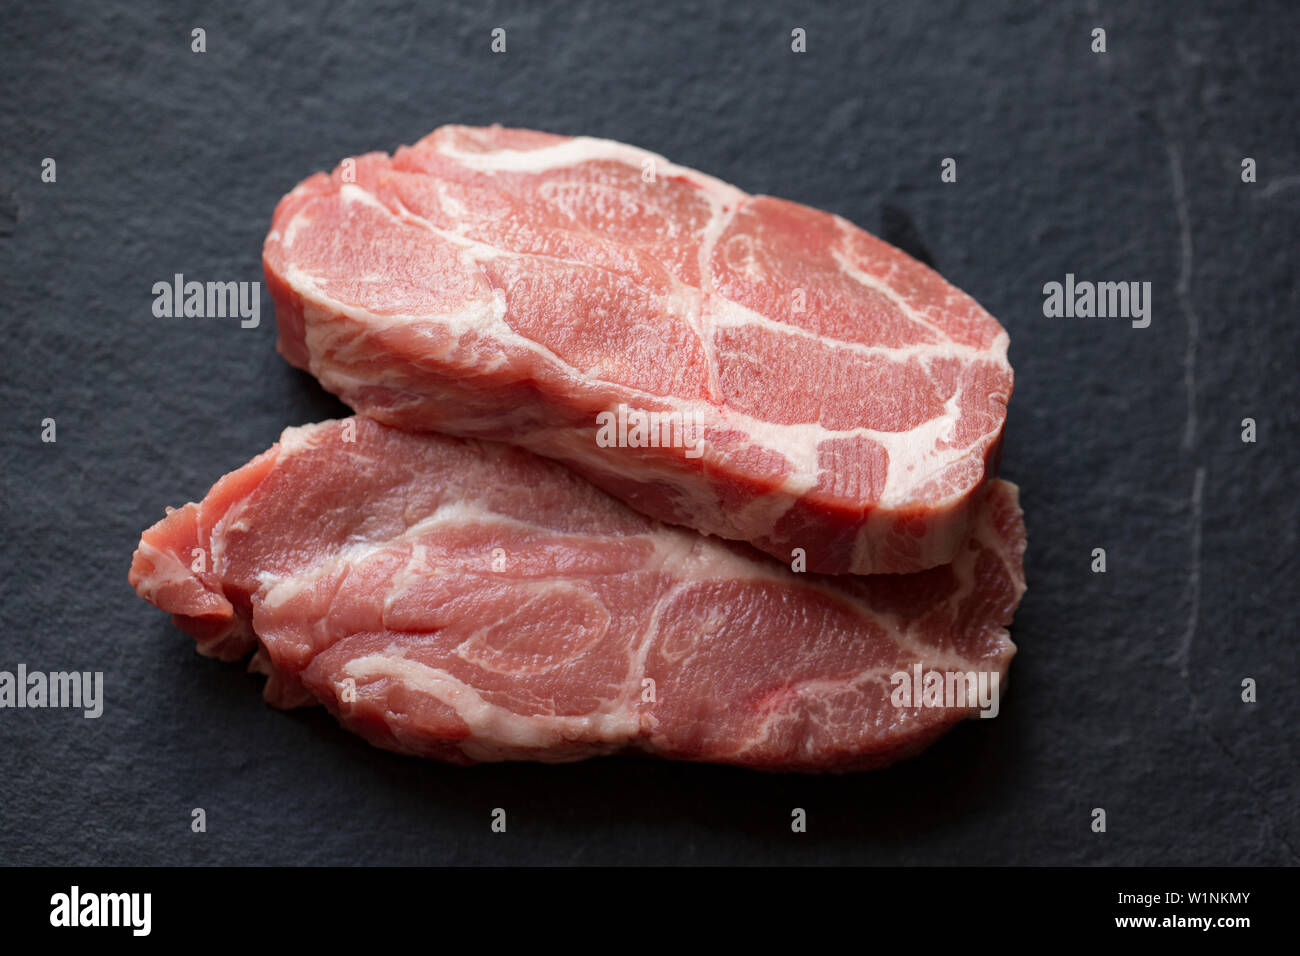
<box><xmin>128</xmin><ymin>417</ymin><xmax>1026</xmax><ymax>772</ymax></box>
<box><xmin>263</xmin><ymin>125</ymin><xmax>1014</xmax><ymax>574</ymax></box>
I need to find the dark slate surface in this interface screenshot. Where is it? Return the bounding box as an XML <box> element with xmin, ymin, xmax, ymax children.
<box><xmin>1</xmin><ymin>1</ymin><xmax>1296</xmax><ymax>866</ymax></box>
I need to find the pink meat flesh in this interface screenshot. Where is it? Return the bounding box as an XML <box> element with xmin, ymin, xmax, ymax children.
<box><xmin>129</xmin><ymin>417</ymin><xmax>1026</xmax><ymax>772</ymax></box>
<box><xmin>263</xmin><ymin>125</ymin><xmax>1013</xmax><ymax>574</ymax></box>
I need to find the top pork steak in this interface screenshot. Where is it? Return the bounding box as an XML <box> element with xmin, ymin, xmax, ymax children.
<box><xmin>128</xmin><ymin>417</ymin><xmax>1026</xmax><ymax>772</ymax></box>
<box><xmin>263</xmin><ymin>125</ymin><xmax>1013</xmax><ymax>575</ymax></box>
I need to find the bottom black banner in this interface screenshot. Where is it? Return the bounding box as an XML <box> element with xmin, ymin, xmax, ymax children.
<box><xmin>0</xmin><ymin>866</ymin><xmax>1285</xmax><ymax>941</ymax></box>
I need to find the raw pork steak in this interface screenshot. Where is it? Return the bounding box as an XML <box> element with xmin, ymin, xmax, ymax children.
<box><xmin>263</xmin><ymin>125</ymin><xmax>1013</xmax><ymax>574</ymax></box>
<box><xmin>129</xmin><ymin>418</ymin><xmax>1026</xmax><ymax>772</ymax></box>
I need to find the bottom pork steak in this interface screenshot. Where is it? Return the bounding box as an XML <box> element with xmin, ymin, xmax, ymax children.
<box><xmin>129</xmin><ymin>417</ymin><xmax>1026</xmax><ymax>772</ymax></box>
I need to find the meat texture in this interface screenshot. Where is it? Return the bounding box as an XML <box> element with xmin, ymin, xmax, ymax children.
<box><xmin>128</xmin><ymin>418</ymin><xmax>1026</xmax><ymax>772</ymax></box>
<box><xmin>263</xmin><ymin>125</ymin><xmax>1013</xmax><ymax>574</ymax></box>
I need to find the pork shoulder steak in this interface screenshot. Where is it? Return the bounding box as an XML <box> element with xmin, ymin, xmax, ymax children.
<box><xmin>129</xmin><ymin>418</ymin><xmax>1026</xmax><ymax>772</ymax></box>
<box><xmin>263</xmin><ymin>126</ymin><xmax>1013</xmax><ymax>575</ymax></box>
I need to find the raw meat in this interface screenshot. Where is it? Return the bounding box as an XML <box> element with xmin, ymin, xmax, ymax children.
<box><xmin>263</xmin><ymin>125</ymin><xmax>1013</xmax><ymax>574</ymax></box>
<box><xmin>128</xmin><ymin>417</ymin><xmax>1026</xmax><ymax>772</ymax></box>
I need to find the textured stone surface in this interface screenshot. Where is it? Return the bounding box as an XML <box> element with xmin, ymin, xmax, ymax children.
<box><xmin>1</xmin><ymin>1</ymin><xmax>1295</xmax><ymax>865</ymax></box>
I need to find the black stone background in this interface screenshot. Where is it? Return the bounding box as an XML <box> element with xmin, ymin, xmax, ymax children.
<box><xmin>1</xmin><ymin>1</ymin><xmax>1296</xmax><ymax>865</ymax></box>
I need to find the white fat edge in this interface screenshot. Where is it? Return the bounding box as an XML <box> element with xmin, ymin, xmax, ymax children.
<box><xmin>524</xmin><ymin>388</ymin><xmax>976</xmax><ymax>513</ymax></box>
<box><xmin>731</xmin><ymin>668</ymin><xmax>915</xmax><ymax>760</ymax></box>
<box><xmin>435</xmin><ymin>181</ymin><xmax>469</xmax><ymax>219</ymax></box>
<box><xmin>341</xmin><ymin>184</ymin><xmax>508</xmax><ymax>266</ymax></box>
<box><xmin>267</xmin><ymin>176</ymin><xmax>328</xmax><ymax>246</ymax></box>
<box><xmin>132</xmin><ymin>540</ymin><xmax>199</xmax><ymax>601</ymax></box>
<box><xmin>828</xmin><ymin>215</ymin><xmax>954</xmax><ymax>342</ymax></box>
<box><xmin>872</xmin><ymin>482</ymin><xmax>1021</xmax><ymax>666</ymax></box>
<box><xmin>433</xmin><ymin>133</ymin><xmax>747</xmax><ymax>202</ymax></box>
<box><xmin>977</xmin><ymin>479</ymin><xmax>1028</xmax><ymax>600</ymax></box>
<box><xmin>694</xmin><ymin>369</ymin><xmax>1004</xmax><ymax>509</ymax></box>
<box><xmin>281</xmin><ymin>214</ymin><xmax>305</xmax><ymax>248</ymax></box>
<box><xmin>377</xmin><ymin>500</ymin><xmax>536</xmax><ymax>620</ymax></box>
<box><xmin>832</xmin><ymin>252</ymin><xmax>948</xmax><ymax>343</ymax></box>
<box><xmin>207</xmin><ymin>521</ymin><xmax>229</xmax><ymax>576</ymax></box>
<box><xmin>285</xmin><ymin>265</ymin><xmax>508</xmax><ymax>347</ymax></box>
<box><xmin>257</xmin><ymin>499</ymin><xmax>497</xmax><ymax>612</ymax></box>
<box><xmin>336</xmin><ymin>181</ymin><xmax>389</xmax><ymax>212</ymax></box>
<box><xmin>346</xmin><ymin>174</ymin><xmax>719</xmax><ymax>286</ymax></box>
<box><xmin>256</xmin><ymin>537</ymin><xmax>382</xmax><ymax>611</ymax></box>
<box><xmin>999</xmin><ymin>482</ymin><xmax>1028</xmax><ymax>596</ymax></box>
<box><xmin>392</xmin><ymin>499</ymin><xmax>786</xmax><ymax>590</ymax></box>
<box><xmin>620</xmin><ymin>538</ymin><xmax>702</xmax><ymax>712</ymax></box>
<box><xmin>833</xmin><ymin>481</ymin><xmax>1021</xmax><ymax>652</ymax></box>
<box><xmin>757</xmin><ymin>668</ymin><xmax>913</xmax><ymax>706</ymax></box>
<box><xmin>705</xmin><ymin>293</ymin><xmax>990</xmax><ymax>363</ymax></box>
<box><xmin>696</xmin><ymin>186</ymin><xmax>739</xmax><ymax>298</ymax></box>
<box><xmin>278</xmin><ymin>186</ymin><xmax>512</xmax><ymax>347</ymax></box>
<box><xmin>382</xmin><ymin>542</ymin><xmax>434</xmax><ymax>620</ymax></box>
<box><xmin>284</xmin><ymin>176</ymin><xmax>323</xmax><ymax>201</ymax></box>
<box><xmin>274</xmin><ymin>419</ymin><xmax>338</xmax><ymax>457</ymax></box>
<box><xmin>340</xmin><ymin>648</ymin><xmax>642</xmax><ymax>750</ymax></box>
<box><xmin>283</xmin><ymin>259</ymin><xmax>579</xmax><ymax>393</ymax></box>
<box><xmin>288</xmin><ymin>182</ymin><xmax>497</xmax><ymax>265</ymax></box>
<box><xmin>829</xmin><ymin>215</ymin><xmax>1015</xmax><ymax>370</ymax></box>
<box><xmin>252</xmin><ymin>496</ymin><xmax>646</xmax><ymax>615</ymax></box>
